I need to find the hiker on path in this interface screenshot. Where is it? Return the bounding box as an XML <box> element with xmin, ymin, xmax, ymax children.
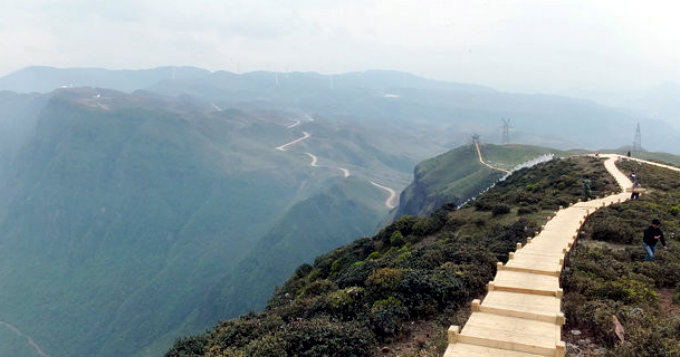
<box><xmin>643</xmin><ymin>218</ymin><xmax>667</xmax><ymax>261</ymax></box>
<box><xmin>630</xmin><ymin>169</ymin><xmax>636</xmax><ymax>183</ymax></box>
<box><xmin>582</xmin><ymin>179</ymin><xmax>595</xmax><ymax>201</ymax></box>
<box><xmin>631</xmin><ymin>180</ymin><xmax>641</xmax><ymax>200</ymax></box>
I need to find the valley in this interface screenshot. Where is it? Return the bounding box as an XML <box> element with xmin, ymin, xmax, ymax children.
<box><xmin>0</xmin><ymin>67</ymin><xmax>679</xmax><ymax>357</ymax></box>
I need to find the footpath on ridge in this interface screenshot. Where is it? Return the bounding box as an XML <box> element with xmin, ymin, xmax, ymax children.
<box><xmin>443</xmin><ymin>154</ymin><xmax>673</xmax><ymax>357</ymax></box>
<box><xmin>474</xmin><ymin>141</ymin><xmax>510</xmax><ymax>174</ymax></box>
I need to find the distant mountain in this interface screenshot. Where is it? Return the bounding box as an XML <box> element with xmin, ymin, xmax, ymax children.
<box><xmin>0</xmin><ymin>66</ymin><xmax>210</xmax><ymax>93</ymax></box>
<box><xmin>395</xmin><ymin>144</ymin><xmax>565</xmax><ymax>217</ymax></box>
<box><xmin>148</xmin><ymin>70</ymin><xmax>680</xmax><ymax>153</ymax></box>
<box><xmin>0</xmin><ymin>88</ymin><xmax>401</xmax><ymax>356</ymax></box>
<box><xmin>3</xmin><ymin>66</ymin><xmax>679</xmax><ymax>153</ymax></box>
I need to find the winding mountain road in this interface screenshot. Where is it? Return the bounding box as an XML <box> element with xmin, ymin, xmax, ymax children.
<box><xmin>276</xmin><ymin>131</ymin><xmax>310</xmax><ymax>151</ymax></box>
<box><xmin>0</xmin><ymin>321</ymin><xmax>50</xmax><ymax>357</ymax></box>
<box><xmin>370</xmin><ymin>181</ymin><xmax>398</xmax><ymax>209</ymax></box>
<box><xmin>279</xmin><ymin>115</ymin><xmax>397</xmax><ymax>207</ymax></box>
<box><xmin>287</xmin><ymin>119</ymin><xmax>301</xmax><ymax>128</ymax></box>
<box><xmin>305</xmin><ymin>153</ymin><xmax>351</xmax><ymax>177</ymax></box>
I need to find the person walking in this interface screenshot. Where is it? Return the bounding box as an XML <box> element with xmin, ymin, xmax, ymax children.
<box><xmin>631</xmin><ymin>180</ymin><xmax>641</xmax><ymax>200</ymax></box>
<box><xmin>582</xmin><ymin>179</ymin><xmax>595</xmax><ymax>201</ymax></box>
<box><xmin>643</xmin><ymin>218</ymin><xmax>667</xmax><ymax>261</ymax></box>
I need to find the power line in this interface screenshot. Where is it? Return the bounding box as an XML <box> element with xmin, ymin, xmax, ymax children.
<box><xmin>633</xmin><ymin>123</ymin><xmax>642</xmax><ymax>152</ymax></box>
<box><xmin>501</xmin><ymin>118</ymin><xmax>510</xmax><ymax>145</ymax></box>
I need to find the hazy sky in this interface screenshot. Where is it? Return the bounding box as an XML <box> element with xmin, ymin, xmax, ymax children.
<box><xmin>1</xmin><ymin>0</ymin><xmax>679</xmax><ymax>93</ymax></box>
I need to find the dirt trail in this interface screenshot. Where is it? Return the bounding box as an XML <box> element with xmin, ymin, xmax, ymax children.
<box><xmin>474</xmin><ymin>141</ymin><xmax>510</xmax><ymax>173</ymax></box>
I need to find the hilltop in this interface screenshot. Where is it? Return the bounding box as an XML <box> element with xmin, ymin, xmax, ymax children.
<box><xmin>395</xmin><ymin>143</ymin><xmax>564</xmax><ymax>217</ymax></box>
<box><xmin>166</xmin><ymin>155</ymin><xmax>619</xmax><ymax>356</ymax></box>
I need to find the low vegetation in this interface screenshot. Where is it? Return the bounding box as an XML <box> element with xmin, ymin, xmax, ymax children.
<box><xmin>562</xmin><ymin>159</ymin><xmax>680</xmax><ymax>357</ymax></box>
<box><xmin>167</xmin><ymin>156</ymin><xmax>616</xmax><ymax>357</ymax></box>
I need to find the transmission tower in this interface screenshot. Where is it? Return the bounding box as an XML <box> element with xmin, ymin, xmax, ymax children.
<box><xmin>501</xmin><ymin>118</ymin><xmax>510</xmax><ymax>145</ymax></box>
<box><xmin>633</xmin><ymin>123</ymin><xmax>642</xmax><ymax>152</ymax></box>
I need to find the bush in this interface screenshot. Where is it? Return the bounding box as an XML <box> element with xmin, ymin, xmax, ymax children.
<box><xmin>242</xmin><ymin>336</ymin><xmax>289</xmax><ymax>357</ymax></box>
<box><xmin>370</xmin><ymin>297</ymin><xmax>409</xmax><ymax>337</ymax></box>
<box><xmin>491</xmin><ymin>204</ymin><xmax>511</xmax><ymax>216</ymax></box>
<box><xmin>279</xmin><ymin>318</ymin><xmax>376</xmax><ymax>357</ymax></box>
<box><xmin>593</xmin><ymin>276</ymin><xmax>658</xmax><ymax>305</ymax></box>
<box><xmin>299</xmin><ymin>280</ymin><xmax>337</xmax><ymax>298</ymax></box>
<box><xmin>389</xmin><ymin>231</ymin><xmax>405</xmax><ymax>246</ymax></box>
<box><xmin>517</xmin><ymin>205</ymin><xmax>537</xmax><ymax>215</ymax></box>
<box><xmin>165</xmin><ymin>335</ymin><xmax>208</xmax><ymax>357</ymax></box>
<box><xmin>328</xmin><ymin>287</ymin><xmax>364</xmax><ymax>317</ymax></box>
<box><xmin>335</xmin><ymin>260</ymin><xmax>380</xmax><ymax>288</ymax></box>
<box><xmin>474</xmin><ymin>200</ymin><xmax>493</xmax><ymax>211</ymax></box>
<box><xmin>366</xmin><ymin>268</ymin><xmax>404</xmax><ymax>294</ymax></box>
<box><xmin>671</xmin><ymin>205</ymin><xmax>680</xmax><ymax>217</ymax></box>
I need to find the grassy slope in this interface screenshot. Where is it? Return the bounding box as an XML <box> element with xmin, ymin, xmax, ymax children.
<box><xmin>562</xmin><ymin>159</ymin><xmax>680</xmax><ymax>357</ymax></box>
<box><xmin>166</xmin><ymin>156</ymin><xmax>616</xmax><ymax>357</ymax></box>
<box><xmin>396</xmin><ymin>144</ymin><xmax>565</xmax><ymax>217</ymax></box>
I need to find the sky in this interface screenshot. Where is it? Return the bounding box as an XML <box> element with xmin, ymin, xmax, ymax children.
<box><xmin>1</xmin><ymin>0</ymin><xmax>679</xmax><ymax>94</ymax></box>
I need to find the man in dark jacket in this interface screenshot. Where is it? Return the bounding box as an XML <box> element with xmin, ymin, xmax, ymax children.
<box><xmin>643</xmin><ymin>218</ymin><xmax>667</xmax><ymax>261</ymax></box>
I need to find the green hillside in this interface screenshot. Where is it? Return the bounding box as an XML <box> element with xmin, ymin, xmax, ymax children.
<box><xmin>395</xmin><ymin>143</ymin><xmax>565</xmax><ymax>217</ymax></box>
<box><xmin>0</xmin><ymin>88</ymin><xmax>394</xmax><ymax>356</ymax></box>
<box><xmin>166</xmin><ymin>156</ymin><xmax>618</xmax><ymax>357</ymax></box>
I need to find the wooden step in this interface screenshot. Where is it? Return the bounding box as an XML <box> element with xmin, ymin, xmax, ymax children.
<box><xmin>489</xmin><ymin>270</ymin><xmax>561</xmax><ymax>297</ymax></box>
<box><xmin>501</xmin><ymin>259</ymin><xmax>561</xmax><ymax>277</ymax></box>
<box><xmin>444</xmin><ymin>342</ymin><xmax>548</xmax><ymax>357</ymax></box>
<box><xmin>453</xmin><ymin>312</ymin><xmax>564</xmax><ymax>357</ymax></box>
<box><xmin>477</xmin><ymin>291</ymin><xmax>564</xmax><ymax>324</ymax></box>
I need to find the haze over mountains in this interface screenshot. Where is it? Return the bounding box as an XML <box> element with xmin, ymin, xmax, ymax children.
<box><xmin>3</xmin><ymin>66</ymin><xmax>679</xmax><ymax>153</ymax></box>
<box><xmin>0</xmin><ymin>66</ymin><xmax>679</xmax><ymax>356</ymax></box>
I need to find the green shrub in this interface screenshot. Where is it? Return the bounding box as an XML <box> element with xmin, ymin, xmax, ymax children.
<box><xmin>474</xmin><ymin>200</ymin><xmax>493</xmax><ymax>211</ymax></box>
<box><xmin>389</xmin><ymin>231</ymin><xmax>405</xmax><ymax>246</ymax></box>
<box><xmin>335</xmin><ymin>260</ymin><xmax>380</xmax><ymax>288</ymax></box>
<box><xmin>165</xmin><ymin>335</ymin><xmax>208</xmax><ymax>357</ymax></box>
<box><xmin>299</xmin><ymin>280</ymin><xmax>337</xmax><ymax>298</ymax></box>
<box><xmin>242</xmin><ymin>336</ymin><xmax>289</xmax><ymax>357</ymax></box>
<box><xmin>594</xmin><ymin>276</ymin><xmax>658</xmax><ymax>305</ymax></box>
<box><xmin>278</xmin><ymin>318</ymin><xmax>376</xmax><ymax>357</ymax></box>
<box><xmin>366</xmin><ymin>251</ymin><xmax>380</xmax><ymax>260</ymax></box>
<box><xmin>366</xmin><ymin>268</ymin><xmax>403</xmax><ymax>293</ymax></box>
<box><xmin>330</xmin><ymin>259</ymin><xmax>342</xmax><ymax>273</ymax></box>
<box><xmin>370</xmin><ymin>297</ymin><xmax>409</xmax><ymax>337</ymax></box>
<box><xmin>671</xmin><ymin>205</ymin><xmax>680</xmax><ymax>217</ymax></box>
<box><xmin>491</xmin><ymin>204</ymin><xmax>511</xmax><ymax>216</ymax></box>
<box><xmin>517</xmin><ymin>206</ymin><xmax>537</xmax><ymax>215</ymax></box>
<box><xmin>328</xmin><ymin>287</ymin><xmax>363</xmax><ymax>317</ymax></box>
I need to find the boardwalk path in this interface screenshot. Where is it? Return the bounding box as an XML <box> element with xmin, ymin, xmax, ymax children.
<box><xmin>444</xmin><ymin>154</ymin><xmax>637</xmax><ymax>357</ymax></box>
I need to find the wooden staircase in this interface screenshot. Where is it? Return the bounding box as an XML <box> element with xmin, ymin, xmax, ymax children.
<box><xmin>444</xmin><ymin>154</ymin><xmax>634</xmax><ymax>357</ymax></box>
